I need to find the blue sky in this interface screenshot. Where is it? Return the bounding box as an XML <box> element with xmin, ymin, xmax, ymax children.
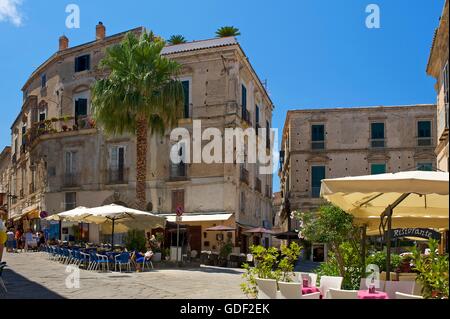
<box><xmin>0</xmin><ymin>0</ymin><xmax>444</xmax><ymax>191</ymax></box>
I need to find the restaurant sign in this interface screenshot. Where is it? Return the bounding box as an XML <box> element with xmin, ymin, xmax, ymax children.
<box><xmin>389</xmin><ymin>228</ymin><xmax>441</xmax><ymax>241</ymax></box>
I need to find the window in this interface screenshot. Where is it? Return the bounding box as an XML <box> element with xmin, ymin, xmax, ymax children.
<box><xmin>75</xmin><ymin>55</ymin><xmax>90</xmax><ymax>72</ymax></box>
<box><xmin>311</xmin><ymin>125</ymin><xmax>325</xmax><ymax>150</ymax></box>
<box><xmin>311</xmin><ymin>166</ymin><xmax>325</xmax><ymax>198</ymax></box>
<box><xmin>109</xmin><ymin>146</ymin><xmax>125</xmax><ymax>183</ymax></box>
<box><xmin>75</xmin><ymin>98</ymin><xmax>88</xmax><ymax>125</ymax></box>
<box><xmin>266</xmin><ymin>121</ymin><xmax>271</xmax><ymax>149</ymax></box>
<box><xmin>371</xmin><ymin>122</ymin><xmax>385</xmax><ymax>148</ymax></box>
<box><xmin>181</xmin><ymin>80</ymin><xmax>190</xmax><ymax>118</ymax></box>
<box><xmin>241</xmin><ymin>85</ymin><xmax>247</xmax><ymax>114</ymax></box>
<box><xmin>255</xmin><ymin>105</ymin><xmax>260</xmax><ymax>135</ymax></box>
<box><xmin>171</xmin><ymin>190</ymin><xmax>185</xmax><ymax>214</ymax></box>
<box><xmin>170</xmin><ymin>143</ymin><xmax>187</xmax><ymax>178</ymax></box>
<box><xmin>41</xmin><ymin>74</ymin><xmax>47</xmax><ymax>88</ymax></box>
<box><xmin>21</xmin><ymin>123</ymin><xmax>27</xmax><ymax>146</ymax></box>
<box><xmin>417</xmin><ymin>163</ymin><xmax>433</xmax><ymax>171</ymax></box>
<box><xmin>417</xmin><ymin>121</ymin><xmax>432</xmax><ymax>146</ymax></box>
<box><xmin>39</xmin><ymin>110</ymin><xmax>46</xmax><ymax>122</ymax></box>
<box><xmin>371</xmin><ymin>163</ymin><xmax>386</xmax><ymax>175</ymax></box>
<box><xmin>64</xmin><ymin>151</ymin><xmax>77</xmax><ymax>186</ymax></box>
<box><xmin>65</xmin><ymin>192</ymin><xmax>77</xmax><ymax>210</ymax></box>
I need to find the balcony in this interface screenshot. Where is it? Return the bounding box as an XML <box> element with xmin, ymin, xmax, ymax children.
<box><xmin>371</xmin><ymin>138</ymin><xmax>385</xmax><ymax>148</ymax></box>
<box><xmin>107</xmin><ymin>168</ymin><xmax>128</xmax><ymax>184</ymax></box>
<box><xmin>255</xmin><ymin>178</ymin><xmax>262</xmax><ymax>193</ymax></box>
<box><xmin>170</xmin><ymin>162</ymin><xmax>187</xmax><ymax>180</ymax></box>
<box><xmin>63</xmin><ymin>173</ymin><xmax>79</xmax><ymax>187</ymax></box>
<box><xmin>311</xmin><ymin>141</ymin><xmax>325</xmax><ymax>150</ymax></box>
<box><xmin>240</xmin><ymin>166</ymin><xmax>249</xmax><ymax>185</ymax></box>
<box><xmin>417</xmin><ymin>137</ymin><xmax>432</xmax><ymax>147</ymax></box>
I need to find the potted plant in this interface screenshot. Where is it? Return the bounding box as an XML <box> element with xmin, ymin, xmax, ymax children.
<box><xmin>62</xmin><ymin>125</ymin><xmax>68</xmax><ymax>132</ymax></box>
<box><xmin>163</xmin><ymin>248</ymin><xmax>171</xmax><ymax>261</ymax></box>
<box><xmin>51</xmin><ymin>117</ymin><xmax>59</xmax><ymax>123</ymax></box>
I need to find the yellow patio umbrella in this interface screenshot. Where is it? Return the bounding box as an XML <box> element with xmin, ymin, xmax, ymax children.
<box><xmin>321</xmin><ymin>170</ymin><xmax>449</xmax><ymax>280</ymax></box>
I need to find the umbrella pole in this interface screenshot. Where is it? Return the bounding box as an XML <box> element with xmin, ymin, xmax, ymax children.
<box><xmin>386</xmin><ymin>206</ymin><xmax>392</xmax><ymax>281</ymax></box>
<box><xmin>112</xmin><ymin>219</ymin><xmax>115</xmax><ymax>248</ymax></box>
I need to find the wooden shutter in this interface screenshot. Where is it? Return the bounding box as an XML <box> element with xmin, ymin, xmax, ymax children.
<box><xmin>172</xmin><ymin>190</ymin><xmax>185</xmax><ymax>213</ymax></box>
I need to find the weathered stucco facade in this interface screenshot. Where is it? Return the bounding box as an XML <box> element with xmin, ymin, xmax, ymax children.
<box><xmin>4</xmin><ymin>24</ymin><xmax>274</xmax><ymax>252</ymax></box>
<box><xmin>427</xmin><ymin>0</ymin><xmax>449</xmax><ymax>172</ymax></box>
<box><xmin>278</xmin><ymin>105</ymin><xmax>437</xmax><ymax>232</ymax></box>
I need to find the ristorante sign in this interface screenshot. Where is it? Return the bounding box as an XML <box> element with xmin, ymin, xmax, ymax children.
<box><xmin>389</xmin><ymin>228</ymin><xmax>441</xmax><ymax>241</ymax></box>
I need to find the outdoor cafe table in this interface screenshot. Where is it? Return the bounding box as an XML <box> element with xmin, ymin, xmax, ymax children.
<box><xmin>302</xmin><ymin>287</ymin><xmax>321</xmax><ymax>295</ymax></box>
<box><xmin>357</xmin><ymin>290</ymin><xmax>389</xmax><ymax>299</ymax></box>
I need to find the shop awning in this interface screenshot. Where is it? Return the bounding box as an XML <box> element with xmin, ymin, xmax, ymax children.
<box><xmin>163</xmin><ymin>213</ymin><xmax>233</xmax><ymax>223</ymax></box>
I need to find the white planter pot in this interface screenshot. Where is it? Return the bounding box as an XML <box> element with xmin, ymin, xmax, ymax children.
<box><xmin>152</xmin><ymin>252</ymin><xmax>162</xmax><ymax>262</ymax></box>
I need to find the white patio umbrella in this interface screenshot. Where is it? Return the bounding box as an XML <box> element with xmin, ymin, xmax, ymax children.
<box><xmin>45</xmin><ymin>206</ymin><xmax>90</xmax><ymax>222</ymax></box>
<box><xmin>321</xmin><ymin>171</ymin><xmax>449</xmax><ymax>280</ymax></box>
<box><xmin>46</xmin><ymin>204</ymin><xmax>166</xmax><ymax>247</ymax></box>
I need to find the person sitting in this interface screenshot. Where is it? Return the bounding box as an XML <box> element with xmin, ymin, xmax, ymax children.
<box><xmin>131</xmin><ymin>249</ymin><xmax>154</xmax><ymax>272</ymax></box>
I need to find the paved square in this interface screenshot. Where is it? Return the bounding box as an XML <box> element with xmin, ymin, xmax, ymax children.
<box><xmin>1</xmin><ymin>252</ymin><xmax>246</xmax><ymax>299</ymax></box>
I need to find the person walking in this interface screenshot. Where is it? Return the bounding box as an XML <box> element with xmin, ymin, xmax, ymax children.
<box><xmin>0</xmin><ymin>217</ymin><xmax>7</xmax><ymax>263</ymax></box>
<box><xmin>6</xmin><ymin>228</ymin><xmax>16</xmax><ymax>253</ymax></box>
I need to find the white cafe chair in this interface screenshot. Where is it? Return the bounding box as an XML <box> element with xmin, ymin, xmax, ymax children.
<box><xmin>395</xmin><ymin>292</ymin><xmax>423</xmax><ymax>299</ymax></box>
<box><xmin>384</xmin><ymin>281</ymin><xmax>415</xmax><ymax>299</ymax></box>
<box><xmin>278</xmin><ymin>281</ymin><xmax>321</xmax><ymax>299</ymax></box>
<box><xmin>255</xmin><ymin>278</ymin><xmax>279</xmax><ymax>299</ymax></box>
<box><xmin>319</xmin><ymin>276</ymin><xmax>343</xmax><ymax>299</ymax></box>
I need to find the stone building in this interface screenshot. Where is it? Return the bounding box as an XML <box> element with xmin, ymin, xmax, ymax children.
<box><xmin>427</xmin><ymin>0</ymin><xmax>449</xmax><ymax>172</ymax></box>
<box><xmin>5</xmin><ymin>23</ymin><xmax>274</xmax><ymax>253</ymax></box>
<box><xmin>278</xmin><ymin>104</ymin><xmax>437</xmax><ymax>261</ymax></box>
<box><xmin>0</xmin><ymin>147</ymin><xmax>11</xmax><ymax>211</ymax></box>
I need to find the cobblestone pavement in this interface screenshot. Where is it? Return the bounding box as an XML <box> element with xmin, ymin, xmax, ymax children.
<box><xmin>1</xmin><ymin>252</ymin><xmax>246</xmax><ymax>299</ymax></box>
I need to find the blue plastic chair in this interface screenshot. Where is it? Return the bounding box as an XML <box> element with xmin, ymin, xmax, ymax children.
<box><xmin>114</xmin><ymin>252</ymin><xmax>131</xmax><ymax>272</ymax></box>
<box><xmin>135</xmin><ymin>252</ymin><xmax>154</xmax><ymax>271</ymax></box>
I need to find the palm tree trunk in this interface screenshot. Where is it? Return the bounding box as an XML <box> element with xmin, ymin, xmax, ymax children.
<box><xmin>136</xmin><ymin>116</ymin><xmax>148</xmax><ymax>210</ymax></box>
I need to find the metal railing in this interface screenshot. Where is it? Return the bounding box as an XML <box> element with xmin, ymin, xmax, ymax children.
<box><xmin>107</xmin><ymin>168</ymin><xmax>128</xmax><ymax>184</ymax></box>
<box><xmin>371</xmin><ymin>138</ymin><xmax>385</xmax><ymax>148</ymax></box>
<box><xmin>417</xmin><ymin>137</ymin><xmax>432</xmax><ymax>147</ymax></box>
<box><xmin>170</xmin><ymin>162</ymin><xmax>187</xmax><ymax>179</ymax></box>
<box><xmin>63</xmin><ymin>173</ymin><xmax>79</xmax><ymax>187</ymax></box>
<box><xmin>311</xmin><ymin>141</ymin><xmax>325</xmax><ymax>150</ymax></box>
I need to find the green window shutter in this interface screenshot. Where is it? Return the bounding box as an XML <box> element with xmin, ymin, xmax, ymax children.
<box><xmin>418</xmin><ymin>121</ymin><xmax>431</xmax><ymax>138</ymax></box>
<box><xmin>182</xmin><ymin>81</ymin><xmax>190</xmax><ymax>118</ymax></box>
<box><xmin>371</xmin><ymin>123</ymin><xmax>385</xmax><ymax>139</ymax></box>
<box><xmin>371</xmin><ymin>164</ymin><xmax>386</xmax><ymax>175</ymax></box>
<box><xmin>311</xmin><ymin>166</ymin><xmax>325</xmax><ymax>198</ymax></box>
<box><xmin>242</xmin><ymin>85</ymin><xmax>247</xmax><ymax>116</ymax></box>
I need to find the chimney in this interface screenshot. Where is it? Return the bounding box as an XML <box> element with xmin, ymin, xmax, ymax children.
<box><xmin>59</xmin><ymin>35</ymin><xmax>69</xmax><ymax>51</ymax></box>
<box><xmin>96</xmin><ymin>22</ymin><xmax>106</xmax><ymax>40</ymax></box>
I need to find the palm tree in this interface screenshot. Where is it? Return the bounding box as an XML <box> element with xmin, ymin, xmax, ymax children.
<box><xmin>168</xmin><ymin>35</ymin><xmax>187</xmax><ymax>45</ymax></box>
<box><xmin>91</xmin><ymin>31</ymin><xmax>184</xmax><ymax>209</ymax></box>
<box><xmin>215</xmin><ymin>26</ymin><xmax>241</xmax><ymax>38</ymax></box>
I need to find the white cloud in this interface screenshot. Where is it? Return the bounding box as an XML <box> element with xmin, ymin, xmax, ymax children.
<box><xmin>0</xmin><ymin>0</ymin><xmax>23</xmax><ymax>27</ymax></box>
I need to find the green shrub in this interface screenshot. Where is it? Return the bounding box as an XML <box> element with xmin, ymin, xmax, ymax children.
<box><xmin>124</xmin><ymin>229</ymin><xmax>146</xmax><ymax>252</ymax></box>
<box><xmin>366</xmin><ymin>251</ymin><xmax>402</xmax><ymax>272</ymax></box>
<box><xmin>315</xmin><ymin>242</ymin><xmax>362</xmax><ymax>290</ymax></box>
<box><xmin>241</xmin><ymin>243</ymin><xmax>301</xmax><ymax>298</ymax></box>
<box><xmin>412</xmin><ymin>239</ymin><xmax>449</xmax><ymax>299</ymax></box>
